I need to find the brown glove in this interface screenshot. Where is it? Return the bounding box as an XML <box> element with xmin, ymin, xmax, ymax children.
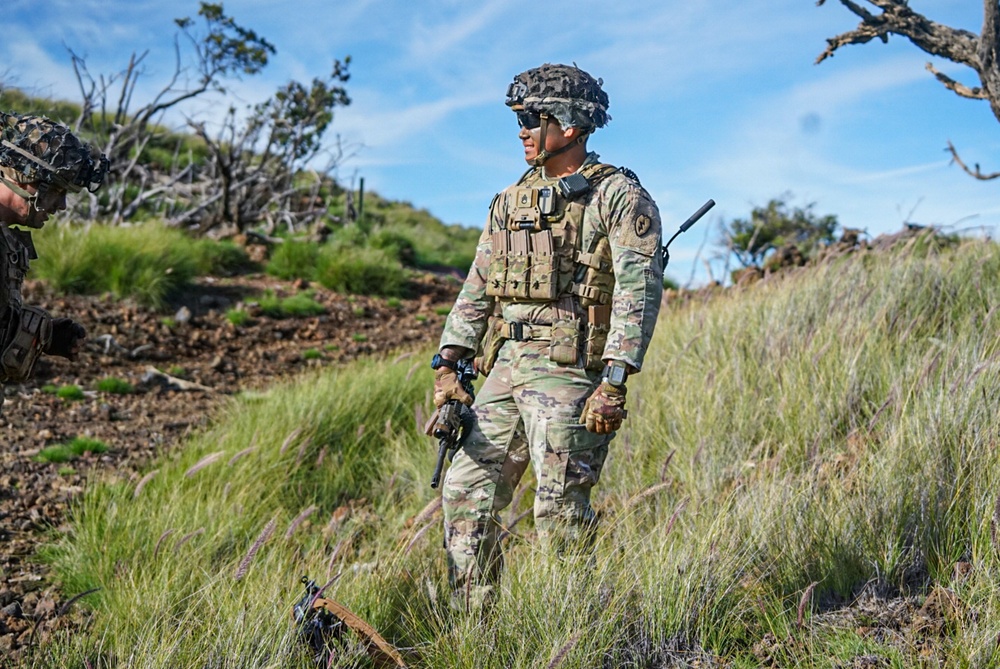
<box><xmin>433</xmin><ymin>366</ymin><xmax>473</xmax><ymax>408</ymax></box>
<box><xmin>45</xmin><ymin>318</ymin><xmax>86</xmax><ymax>361</ymax></box>
<box><xmin>579</xmin><ymin>381</ymin><xmax>627</xmax><ymax>434</ymax></box>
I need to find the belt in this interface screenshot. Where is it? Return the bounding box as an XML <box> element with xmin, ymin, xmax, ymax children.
<box><xmin>498</xmin><ymin>321</ymin><xmax>552</xmax><ymax>342</ymax></box>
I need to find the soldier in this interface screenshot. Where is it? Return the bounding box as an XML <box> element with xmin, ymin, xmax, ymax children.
<box><xmin>0</xmin><ymin>112</ymin><xmax>108</xmax><ymax>417</ymax></box>
<box><xmin>432</xmin><ymin>64</ymin><xmax>664</xmax><ymax>607</ymax></box>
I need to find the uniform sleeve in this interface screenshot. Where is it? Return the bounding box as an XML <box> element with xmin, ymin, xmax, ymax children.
<box><xmin>438</xmin><ymin>194</ymin><xmax>502</xmax><ymax>353</ymax></box>
<box><xmin>602</xmin><ymin>182</ymin><xmax>664</xmax><ymax>371</ymax></box>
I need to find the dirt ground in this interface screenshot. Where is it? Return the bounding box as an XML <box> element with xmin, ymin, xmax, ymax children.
<box><xmin>0</xmin><ymin>271</ymin><xmax>460</xmax><ymax>662</ymax></box>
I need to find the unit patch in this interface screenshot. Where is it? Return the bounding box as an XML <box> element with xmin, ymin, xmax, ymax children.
<box><xmin>617</xmin><ymin>193</ymin><xmax>661</xmax><ymax>257</ymax></box>
<box><xmin>635</xmin><ymin>214</ymin><xmax>651</xmax><ymax>237</ymax></box>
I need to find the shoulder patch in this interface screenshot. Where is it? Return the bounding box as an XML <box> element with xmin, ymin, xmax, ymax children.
<box><xmin>616</xmin><ymin>190</ymin><xmax>661</xmax><ymax>257</ymax></box>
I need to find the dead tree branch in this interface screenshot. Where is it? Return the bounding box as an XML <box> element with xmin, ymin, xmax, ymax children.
<box><xmin>818</xmin><ymin>0</ymin><xmax>1000</xmax><ymax>176</ymax></box>
<box><xmin>946</xmin><ymin>140</ymin><xmax>1000</xmax><ymax>180</ymax></box>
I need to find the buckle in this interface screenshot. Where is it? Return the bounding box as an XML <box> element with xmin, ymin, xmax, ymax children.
<box><xmin>510</xmin><ymin>322</ymin><xmax>524</xmax><ymax>341</ymax></box>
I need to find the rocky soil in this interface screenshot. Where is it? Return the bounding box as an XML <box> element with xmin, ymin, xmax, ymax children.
<box><xmin>0</xmin><ymin>271</ymin><xmax>460</xmax><ymax>663</ymax></box>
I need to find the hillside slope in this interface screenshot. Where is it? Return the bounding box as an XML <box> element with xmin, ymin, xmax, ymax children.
<box><xmin>21</xmin><ymin>235</ymin><xmax>1000</xmax><ymax>667</ymax></box>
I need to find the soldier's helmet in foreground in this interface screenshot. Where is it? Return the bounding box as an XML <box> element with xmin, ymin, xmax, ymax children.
<box><xmin>0</xmin><ymin>112</ymin><xmax>108</xmax><ymax>194</ymax></box>
<box><xmin>505</xmin><ymin>63</ymin><xmax>610</xmax><ymax>131</ymax></box>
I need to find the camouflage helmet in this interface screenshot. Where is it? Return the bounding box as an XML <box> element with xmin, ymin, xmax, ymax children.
<box><xmin>505</xmin><ymin>63</ymin><xmax>610</xmax><ymax>131</ymax></box>
<box><xmin>0</xmin><ymin>112</ymin><xmax>109</xmax><ymax>194</ymax></box>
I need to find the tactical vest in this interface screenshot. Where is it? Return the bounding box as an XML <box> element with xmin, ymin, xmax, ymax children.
<box><xmin>486</xmin><ymin>161</ymin><xmax>618</xmax><ymax>304</ymax></box>
<box><xmin>0</xmin><ymin>224</ymin><xmax>50</xmax><ymax>384</ymax></box>
<box><xmin>479</xmin><ymin>162</ymin><xmax>620</xmax><ymax>373</ymax></box>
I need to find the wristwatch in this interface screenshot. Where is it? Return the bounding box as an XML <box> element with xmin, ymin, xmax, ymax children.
<box><xmin>603</xmin><ymin>361</ymin><xmax>629</xmax><ymax>388</ymax></box>
<box><xmin>430</xmin><ymin>352</ymin><xmax>457</xmax><ymax>371</ymax></box>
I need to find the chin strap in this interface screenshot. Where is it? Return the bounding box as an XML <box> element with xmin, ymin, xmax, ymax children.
<box><xmin>531</xmin><ymin>113</ymin><xmax>591</xmax><ymax>167</ymax></box>
<box><xmin>0</xmin><ymin>168</ymin><xmax>48</xmax><ymax>225</ymax></box>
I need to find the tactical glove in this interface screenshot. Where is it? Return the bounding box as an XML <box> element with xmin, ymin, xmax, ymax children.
<box><xmin>45</xmin><ymin>318</ymin><xmax>86</xmax><ymax>361</ymax></box>
<box><xmin>579</xmin><ymin>381</ymin><xmax>627</xmax><ymax>434</ymax></box>
<box><xmin>433</xmin><ymin>366</ymin><xmax>473</xmax><ymax>408</ymax></box>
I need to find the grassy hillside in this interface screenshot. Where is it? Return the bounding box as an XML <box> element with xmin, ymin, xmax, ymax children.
<box><xmin>33</xmin><ymin>235</ymin><xmax>1000</xmax><ymax>667</ymax></box>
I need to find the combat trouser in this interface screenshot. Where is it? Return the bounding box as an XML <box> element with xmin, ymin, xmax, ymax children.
<box><xmin>441</xmin><ymin>339</ymin><xmax>611</xmax><ymax>607</ymax></box>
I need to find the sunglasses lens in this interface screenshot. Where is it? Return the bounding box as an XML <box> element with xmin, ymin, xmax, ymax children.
<box><xmin>517</xmin><ymin>112</ymin><xmax>541</xmax><ymax>130</ymax></box>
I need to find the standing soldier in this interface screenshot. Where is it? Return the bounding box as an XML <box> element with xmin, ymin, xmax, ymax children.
<box><xmin>0</xmin><ymin>112</ymin><xmax>108</xmax><ymax>416</ymax></box>
<box><xmin>432</xmin><ymin>64</ymin><xmax>664</xmax><ymax>608</ymax></box>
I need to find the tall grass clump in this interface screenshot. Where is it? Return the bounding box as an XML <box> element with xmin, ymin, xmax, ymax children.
<box><xmin>32</xmin><ymin>222</ymin><xmax>208</xmax><ymax>308</ymax></box>
<box><xmin>266</xmin><ymin>239</ymin><xmax>320</xmax><ymax>280</ymax></box>
<box><xmin>315</xmin><ymin>243</ymin><xmax>406</xmax><ymax>297</ymax></box>
<box><xmin>39</xmin><ymin>236</ymin><xmax>1000</xmax><ymax>667</ymax></box>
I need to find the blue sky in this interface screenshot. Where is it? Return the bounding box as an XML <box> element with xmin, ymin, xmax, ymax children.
<box><xmin>4</xmin><ymin>0</ymin><xmax>997</xmax><ymax>285</ymax></box>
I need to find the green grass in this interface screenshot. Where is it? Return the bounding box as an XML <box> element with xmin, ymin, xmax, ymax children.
<box><xmin>55</xmin><ymin>384</ymin><xmax>85</xmax><ymax>401</ymax></box>
<box><xmin>36</xmin><ymin>437</ymin><xmax>108</xmax><ymax>464</ymax></box>
<box><xmin>95</xmin><ymin>377</ymin><xmax>134</xmax><ymax>395</ymax></box>
<box><xmin>38</xmin><ymin>236</ymin><xmax>1000</xmax><ymax>667</ymax></box>
<box><xmin>258</xmin><ymin>290</ymin><xmax>326</xmax><ymax>319</ymax></box>
<box><xmin>266</xmin><ymin>240</ymin><xmax>320</xmax><ymax>281</ymax></box>
<box><xmin>32</xmin><ymin>223</ymin><xmax>206</xmax><ymax>309</ymax></box>
<box><xmin>315</xmin><ymin>244</ymin><xmax>407</xmax><ymax>297</ymax></box>
<box><xmin>31</xmin><ymin>221</ymin><xmax>253</xmax><ymax>309</ymax></box>
<box><xmin>301</xmin><ymin>348</ymin><xmax>322</xmax><ymax>360</ymax></box>
<box><xmin>225</xmin><ymin>308</ymin><xmax>252</xmax><ymax>326</ymax></box>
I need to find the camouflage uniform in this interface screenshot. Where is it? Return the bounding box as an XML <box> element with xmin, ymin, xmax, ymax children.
<box><xmin>0</xmin><ymin>113</ymin><xmax>107</xmax><ymax>416</ymax></box>
<box><xmin>437</xmin><ymin>65</ymin><xmax>663</xmax><ymax>604</ymax></box>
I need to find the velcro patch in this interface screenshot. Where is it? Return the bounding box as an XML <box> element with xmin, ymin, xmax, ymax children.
<box><xmin>617</xmin><ymin>193</ymin><xmax>660</xmax><ymax>256</ymax></box>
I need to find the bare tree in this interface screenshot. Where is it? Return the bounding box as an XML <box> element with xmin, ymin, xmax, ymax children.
<box><xmin>68</xmin><ymin>2</ymin><xmax>276</xmax><ymax>219</ymax></box>
<box><xmin>817</xmin><ymin>0</ymin><xmax>1000</xmax><ymax>180</ymax></box>
<box><xmin>181</xmin><ymin>59</ymin><xmax>352</xmax><ymax>234</ymax></box>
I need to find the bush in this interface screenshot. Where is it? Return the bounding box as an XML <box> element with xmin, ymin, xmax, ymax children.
<box><xmin>315</xmin><ymin>245</ymin><xmax>406</xmax><ymax>297</ymax></box>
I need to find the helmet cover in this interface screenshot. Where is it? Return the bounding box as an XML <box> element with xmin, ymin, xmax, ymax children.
<box><xmin>0</xmin><ymin>112</ymin><xmax>108</xmax><ymax>194</ymax></box>
<box><xmin>505</xmin><ymin>63</ymin><xmax>610</xmax><ymax>130</ymax></box>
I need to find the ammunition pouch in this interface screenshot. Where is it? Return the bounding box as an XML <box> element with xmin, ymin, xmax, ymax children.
<box><xmin>0</xmin><ymin>305</ymin><xmax>52</xmax><ymax>384</ymax></box>
<box><xmin>486</xmin><ymin>228</ymin><xmax>558</xmax><ymax>301</ymax></box>
<box><xmin>573</xmin><ymin>235</ymin><xmax>614</xmax><ymax>308</ymax></box>
<box><xmin>495</xmin><ymin>307</ymin><xmax>610</xmax><ymax>371</ymax></box>
<box><xmin>480</xmin><ymin>162</ymin><xmax>619</xmax><ymax>373</ymax></box>
<box><xmin>475</xmin><ymin>314</ymin><xmax>505</xmax><ymax>377</ymax></box>
<box><xmin>582</xmin><ymin>305</ymin><xmax>611</xmax><ymax>370</ymax></box>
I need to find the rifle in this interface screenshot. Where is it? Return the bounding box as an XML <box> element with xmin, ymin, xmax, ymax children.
<box><xmin>429</xmin><ymin>358</ymin><xmax>477</xmax><ymax>489</ymax></box>
<box><xmin>662</xmin><ymin>199</ymin><xmax>715</xmax><ymax>267</ymax></box>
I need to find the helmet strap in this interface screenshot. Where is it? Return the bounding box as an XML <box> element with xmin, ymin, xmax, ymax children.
<box><xmin>531</xmin><ymin>114</ymin><xmax>591</xmax><ymax>168</ymax></box>
<box><xmin>0</xmin><ymin>169</ymin><xmax>35</xmax><ymax>200</ymax></box>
